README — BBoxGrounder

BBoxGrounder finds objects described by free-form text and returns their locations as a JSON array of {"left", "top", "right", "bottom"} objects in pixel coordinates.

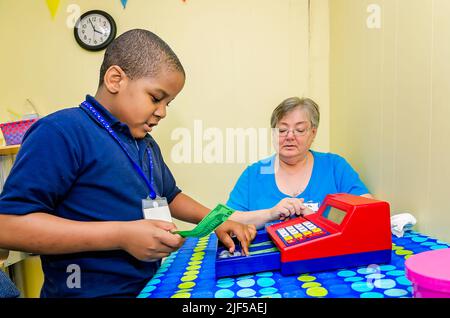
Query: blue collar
[
  {"left": 82, "top": 95, "right": 121, "bottom": 128},
  {"left": 81, "top": 95, "right": 154, "bottom": 145}
]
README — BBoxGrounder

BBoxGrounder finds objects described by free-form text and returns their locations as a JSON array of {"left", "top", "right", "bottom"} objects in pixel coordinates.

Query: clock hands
[
  {"left": 88, "top": 18, "right": 97, "bottom": 32},
  {"left": 89, "top": 18, "right": 106, "bottom": 36}
]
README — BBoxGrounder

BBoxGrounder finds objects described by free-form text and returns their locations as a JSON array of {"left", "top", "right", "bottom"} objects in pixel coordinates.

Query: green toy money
[{"left": 174, "top": 204, "right": 235, "bottom": 238}]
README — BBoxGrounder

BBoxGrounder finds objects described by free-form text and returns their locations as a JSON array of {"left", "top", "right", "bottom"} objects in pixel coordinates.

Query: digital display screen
[{"left": 323, "top": 206, "right": 347, "bottom": 225}]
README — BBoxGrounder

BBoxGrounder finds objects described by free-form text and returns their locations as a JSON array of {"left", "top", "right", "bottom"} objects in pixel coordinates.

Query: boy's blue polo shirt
[
  {"left": 0, "top": 95, "right": 181, "bottom": 297},
  {"left": 226, "top": 151, "right": 369, "bottom": 212}
]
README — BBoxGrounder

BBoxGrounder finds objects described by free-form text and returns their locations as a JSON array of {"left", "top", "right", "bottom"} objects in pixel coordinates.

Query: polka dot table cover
[{"left": 138, "top": 231, "right": 449, "bottom": 298}]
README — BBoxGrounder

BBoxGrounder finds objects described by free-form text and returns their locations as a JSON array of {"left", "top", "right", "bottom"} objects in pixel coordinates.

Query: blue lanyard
[{"left": 82, "top": 101, "right": 157, "bottom": 199}]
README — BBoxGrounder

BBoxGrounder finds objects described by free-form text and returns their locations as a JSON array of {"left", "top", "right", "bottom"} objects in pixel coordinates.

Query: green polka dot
[
  {"left": 306, "top": 287, "right": 328, "bottom": 297},
  {"left": 178, "top": 282, "right": 196, "bottom": 289},
  {"left": 302, "top": 282, "right": 322, "bottom": 289},
  {"left": 297, "top": 275, "right": 317, "bottom": 282},
  {"left": 181, "top": 275, "right": 198, "bottom": 282},
  {"left": 184, "top": 270, "right": 200, "bottom": 276},
  {"left": 194, "top": 247, "right": 205, "bottom": 252},
  {"left": 392, "top": 245, "right": 404, "bottom": 251},
  {"left": 186, "top": 265, "right": 201, "bottom": 271},
  {"left": 190, "top": 255, "right": 204, "bottom": 261},
  {"left": 395, "top": 250, "right": 413, "bottom": 256},
  {"left": 404, "top": 254, "right": 413, "bottom": 260},
  {"left": 192, "top": 252, "right": 205, "bottom": 256},
  {"left": 174, "top": 288, "right": 193, "bottom": 293},
  {"left": 171, "top": 293, "right": 191, "bottom": 298},
  {"left": 188, "top": 261, "right": 202, "bottom": 266}
]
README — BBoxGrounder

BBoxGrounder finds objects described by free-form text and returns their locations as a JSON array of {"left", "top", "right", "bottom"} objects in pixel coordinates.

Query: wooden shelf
[{"left": 0, "top": 145, "right": 20, "bottom": 156}]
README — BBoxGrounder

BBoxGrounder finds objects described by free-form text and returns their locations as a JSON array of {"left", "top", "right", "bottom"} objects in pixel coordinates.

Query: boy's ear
[{"left": 103, "top": 65, "right": 127, "bottom": 94}]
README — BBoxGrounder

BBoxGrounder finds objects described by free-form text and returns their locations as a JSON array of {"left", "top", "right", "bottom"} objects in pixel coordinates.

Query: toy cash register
[{"left": 215, "top": 193, "right": 392, "bottom": 278}]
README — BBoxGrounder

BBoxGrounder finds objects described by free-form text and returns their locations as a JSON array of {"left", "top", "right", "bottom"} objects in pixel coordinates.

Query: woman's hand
[
  {"left": 270, "top": 197, "right": 305, "bottom": 221},
  {"left": 299, "top": 205, "right": 315, "bottom": 216},
  {"left": 215, "top": 220, "right": 257, "bottom": 256}
]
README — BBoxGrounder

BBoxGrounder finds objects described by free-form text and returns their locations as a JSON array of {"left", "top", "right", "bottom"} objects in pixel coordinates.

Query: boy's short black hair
[{"left": 99, "top": 29, "right": 185, "bottom": 86}]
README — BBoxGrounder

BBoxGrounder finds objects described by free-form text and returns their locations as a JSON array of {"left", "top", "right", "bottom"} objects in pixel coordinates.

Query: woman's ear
[{"left": 103, "top": 65, "right": 127, "bottom": 94}]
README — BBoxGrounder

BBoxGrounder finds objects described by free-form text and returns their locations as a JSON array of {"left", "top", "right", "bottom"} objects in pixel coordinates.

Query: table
[{"left": 138, "top": 230, "right": 449, "bottom": 298}]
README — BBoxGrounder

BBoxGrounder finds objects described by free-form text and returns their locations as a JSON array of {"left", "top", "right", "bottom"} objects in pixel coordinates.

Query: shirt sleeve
[
  {"left": 333, "top": 155, "right": 370, "bottom": 196},
  {"left": 0, "top": 119, "right": 80, "bottom": 215},
  {"left": 226, "top": 167, "right": 250, "bottom": 211}
]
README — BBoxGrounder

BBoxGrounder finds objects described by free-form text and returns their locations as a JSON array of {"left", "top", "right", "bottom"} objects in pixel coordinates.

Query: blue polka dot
[
  {"left": 337, "top": 270, "right": 356, "bottom": 278},
  {"left": 396, "top": 276, "right": 412, "bottom": 286},
  {"left": 379, "top": 265, "right": 396, "bottom": 271},
  {"left": 412, "top": 237, "right": 428, "bottom": 243},
  {"left": 147, "top": 279, "right": 161, "bottom": 285},
  {"left": 344, "top": 277, "right": 364, "bottom": 283},
  {"left": 384, "top": 289, "right": 408, "bottom": 297},
  {"left": 357, "top": 267, "right": 377, "bottom": 275},
  {"left": 351, "top": 282, "right": 374, "bottom": 292},
  {"left": 374, "top": 279, "right": 396, "bottom": 289},
  {"left": 215, "top": 289, "right": 235, "bottom": 298},
  {"left": 279, "top": 283, "right": 301, "bottom": 292},
  {"left": 217, "top": 280, "right": 235, "bottom": 288},
  {"left": 237, "top": 275, "right": 254, "bottom": 280},
  {"left": 152, "top": 273, "right": 165, "bottom": 279},
  {"left": 360, "top": 292, "right": 384, "bottom": 298},
  {"left": 395, "top": 238, "right": 411, "bottom": 245},
  {"left": 431, "top": 245, "right": 449, "bottom": 250},
  {"left": 237, "top": 288, "right": 257, "bottom": 298},
  {"left": 282, "top": 289, "right": 306, "bottom": 298},
  {"left": 329, "top": 284, "right": 352, "bottom": 295},
  {"left": 256, "top": 272, "right": 274, "bottom": 277},
  {"left": 141, "top": 285, "right": 157, "bottom": 293},
  {"left": 322, "top": 279, "right": 345, "bottom": 286},
  {"left": 257, "top": 278, "right": 276, "bottom": 287},
  {"left": 407, "top": 286, "right": 413, "bottom": 292},
  {"left": 366, "top": 273, "right": 385, "bottom": 280},
  {"left": 259, "top": 287, "right": 278, "bottom": 295},
  {"left": 436, "top": 240, "right": 449, "bottom": 245},
  {"left": 192, "top": 291, "right": 215, "bottom": 298},
  {"left": 421, "top": 242, "right": 437, "bottom": 247},
  {"left": 217, "top": 277, "right": 234, "bottom": 283},
  {"left": 317, "top": 272, "right": 337, "bottom": 279},
  {"left": 237, "top": 279, "right": 256, "bottom": 288},
  {"left": 137, "top": 293, "right": 150, "bottom": 298},
  {"left": 386, "top": 270, "right": 405, "bottom": 277},
  {"left": 261, "top": 293, "right": 282, "bottom": 298}
]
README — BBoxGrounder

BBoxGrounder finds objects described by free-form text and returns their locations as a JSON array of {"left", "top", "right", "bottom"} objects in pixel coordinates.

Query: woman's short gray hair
[{"left": 270, "top": 97, "right": 320, "bottom": 129}]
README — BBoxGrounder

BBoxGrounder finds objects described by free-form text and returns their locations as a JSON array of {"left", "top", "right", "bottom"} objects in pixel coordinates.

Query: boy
[{"left": 0, "top": 29, "right": 255, "bottom": 298}]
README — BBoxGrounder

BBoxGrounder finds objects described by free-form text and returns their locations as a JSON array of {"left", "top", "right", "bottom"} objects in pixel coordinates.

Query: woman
[{"left": 228, "top": 97, "right": 373, "bottom": 229}]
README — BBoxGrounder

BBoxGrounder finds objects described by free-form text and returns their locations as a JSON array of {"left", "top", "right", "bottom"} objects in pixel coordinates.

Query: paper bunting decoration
[
  {"left": 120, "top": 0, "right": 128, "bottom": 9},
  {"left": 46, "top": 0, "right": 60, "bottom": 19}
]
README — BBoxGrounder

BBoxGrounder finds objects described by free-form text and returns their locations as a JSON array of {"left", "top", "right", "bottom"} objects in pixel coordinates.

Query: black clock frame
[{"left": 74, "top": 10, "right": 117, "bottom": 52}]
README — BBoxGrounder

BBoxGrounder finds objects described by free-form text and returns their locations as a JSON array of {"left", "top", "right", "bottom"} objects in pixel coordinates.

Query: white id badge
[{"left": 142, "top": 197, "right": 172, "bottom": 222}]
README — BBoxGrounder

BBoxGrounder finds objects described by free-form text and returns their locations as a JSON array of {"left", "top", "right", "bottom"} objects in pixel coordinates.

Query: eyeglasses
[{"left": 276, "top": 127, "right": 311, "bottom": 137}]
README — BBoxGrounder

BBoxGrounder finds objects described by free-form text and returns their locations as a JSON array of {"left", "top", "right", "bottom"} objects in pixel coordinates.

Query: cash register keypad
[{"left": 276, "top": 221, "right": 328, "bottom": 246}]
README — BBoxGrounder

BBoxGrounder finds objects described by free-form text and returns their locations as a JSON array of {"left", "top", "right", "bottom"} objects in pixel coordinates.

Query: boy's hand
[
  {"left": 270, "top": 197, "right": 305, "bottom": 221},
  {"left": 215, "top": 220, "right": 257, "bottom": 256},
  {"left": 118, "top": 220, "right": 185, "bottom": 262}
]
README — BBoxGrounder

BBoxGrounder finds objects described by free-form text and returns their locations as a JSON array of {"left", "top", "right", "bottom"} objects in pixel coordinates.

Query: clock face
[{"left": 74, "top": 10, "right": 117, "bottom": 51}]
